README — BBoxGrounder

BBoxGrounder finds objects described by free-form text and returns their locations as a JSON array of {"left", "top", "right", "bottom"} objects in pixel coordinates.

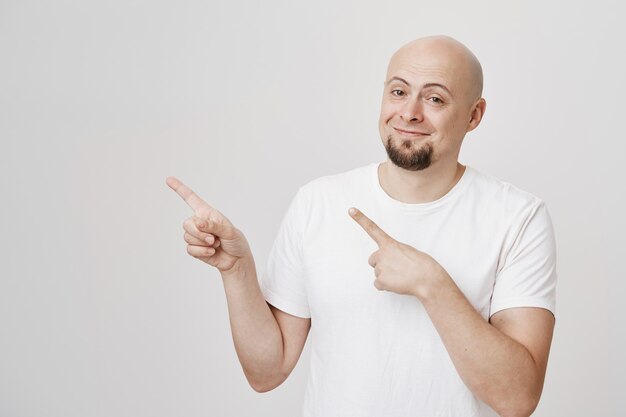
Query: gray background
[{"left": 1, "top": 0, "right": 624, "bottom": 416}]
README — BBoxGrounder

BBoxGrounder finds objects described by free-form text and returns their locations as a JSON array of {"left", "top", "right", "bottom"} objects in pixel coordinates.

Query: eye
[
  {"left": 428, "top": 96, "right": 444, "bottom": 104},
  {"left": 391, "top": 89, "right": 405, "bottom": 97}
]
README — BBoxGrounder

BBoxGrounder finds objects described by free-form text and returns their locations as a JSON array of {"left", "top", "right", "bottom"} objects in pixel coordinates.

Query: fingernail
[
  {"left": 205, "top": 236, "right": 213, "bottom": 244},
  {"left": 349, "top": 208, "right": 356, "bottom": 216}
]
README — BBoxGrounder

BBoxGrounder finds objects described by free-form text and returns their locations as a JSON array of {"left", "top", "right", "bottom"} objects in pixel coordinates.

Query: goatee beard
[{"left": 384, "top": 134, "right": 433, "bottom": 171}]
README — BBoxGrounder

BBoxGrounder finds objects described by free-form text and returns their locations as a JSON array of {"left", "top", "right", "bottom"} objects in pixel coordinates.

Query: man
[{"left": 167, "top": 35, "right": 557, "bottom": 417}]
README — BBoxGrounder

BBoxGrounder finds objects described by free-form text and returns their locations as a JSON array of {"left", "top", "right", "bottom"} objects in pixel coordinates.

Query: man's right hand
[
  {"left": 166, "top": 176, "right": 310, "bottom": 393},
  {"left": 166, "top": 177, "right": 251, "bottom": 275}
]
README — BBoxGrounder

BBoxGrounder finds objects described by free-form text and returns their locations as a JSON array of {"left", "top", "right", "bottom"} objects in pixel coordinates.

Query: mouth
[{"left": 392, "top": 127, "right": 430, "bottom": 137}]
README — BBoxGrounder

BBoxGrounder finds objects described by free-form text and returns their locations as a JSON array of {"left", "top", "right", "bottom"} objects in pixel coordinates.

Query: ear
[{"left": 466, "top": 98, "right": 486, "bottom": 133}]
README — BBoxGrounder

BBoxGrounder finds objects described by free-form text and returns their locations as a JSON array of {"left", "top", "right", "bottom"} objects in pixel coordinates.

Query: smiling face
[{"left": 379, "top": 36, "right": 485, "bottom": 171}]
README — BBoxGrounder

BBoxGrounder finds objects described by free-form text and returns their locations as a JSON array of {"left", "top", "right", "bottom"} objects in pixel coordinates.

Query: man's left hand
[{"left": 349, "top": 207, "right": 446, "bottom": 299}]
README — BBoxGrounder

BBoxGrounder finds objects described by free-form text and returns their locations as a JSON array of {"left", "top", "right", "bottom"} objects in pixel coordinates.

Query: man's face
[{"left": 378, "top": 42, "right": 479, "bottom": 171}]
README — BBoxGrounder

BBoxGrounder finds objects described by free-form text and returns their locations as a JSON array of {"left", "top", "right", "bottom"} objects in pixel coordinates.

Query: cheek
[
  {"left": 378, "top": 115, "right": 388, "bottom": 139},
  {"left": 378, "top": 109, "right": 392, "bottom": 128},
  {"left": 379, "top": 102, "right": 398, "bottom": 124},
  {"left": 432, "top": 112, "right": 460, "bottom": 134}
]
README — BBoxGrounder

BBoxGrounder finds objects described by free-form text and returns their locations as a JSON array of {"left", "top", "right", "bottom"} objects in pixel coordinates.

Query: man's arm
[
  {"left": 221, "top": 255, "right": 311, "bottom": 393},
  {"left": 422, "top": 273, "right": 554, "bottom": 417},
  {"left": 348, "top": 207, "right": 555, "bottom": 417},
  {"left": 166, "top": 177, "right": 310, "bottom": 392}
]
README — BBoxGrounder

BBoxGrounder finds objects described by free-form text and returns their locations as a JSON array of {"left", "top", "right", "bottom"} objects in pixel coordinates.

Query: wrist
[
  {"left": 413, "top": 262, "right": 451, "bottom": 302},
  {"left": 221, "top": 253, "right": 255, "bottom": 280}
]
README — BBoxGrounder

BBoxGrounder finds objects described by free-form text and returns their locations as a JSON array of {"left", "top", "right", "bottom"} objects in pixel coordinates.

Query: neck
[{"left": 378, "top": 159, "right": 466, "bottom": 204}]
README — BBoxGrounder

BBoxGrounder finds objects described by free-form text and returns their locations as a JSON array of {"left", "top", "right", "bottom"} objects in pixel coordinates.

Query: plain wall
[{"left": 1, "top": 0, "right": 624, "bottom": 415}]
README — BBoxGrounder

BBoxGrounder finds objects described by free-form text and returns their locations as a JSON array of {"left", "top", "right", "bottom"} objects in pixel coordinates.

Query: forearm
[
  {"left": 220, "top": 254, "right": 285, "bottom": 391},
  {"left": 421, "top": 272, "right": 541, "bottom": 417},
  {"left": 347, "top": 207, "right": 551, "bottom": 415}
]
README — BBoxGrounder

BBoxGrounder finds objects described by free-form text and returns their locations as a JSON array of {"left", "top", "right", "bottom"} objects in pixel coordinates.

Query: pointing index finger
[
  {"left": 349, "top": 207, "right": 393, "bottom": 247},
  {"left": 166, "top": 177, "right": 208, "bottom": 212}
]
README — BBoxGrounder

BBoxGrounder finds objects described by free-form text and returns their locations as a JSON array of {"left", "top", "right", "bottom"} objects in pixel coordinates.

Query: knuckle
[
  {"left": 185, "top": 232, "right": 201, "bottom": 245},
  {"left": 184, "top": 217, "right": 197, "bottom": 232},
  {"left": 197, "top": 207, "right": 211, "bottom": 218}
]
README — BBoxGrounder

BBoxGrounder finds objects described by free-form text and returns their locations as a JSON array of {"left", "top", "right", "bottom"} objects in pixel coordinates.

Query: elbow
[
  {"left": 249, "top": 380, "right": 279, "bottom": 393},
  {"left": 499, "top": 407, "right": 536, "bottom": 417},
  {"left": 246, "top": 372, "right": 288, "bottom": 393},
  {"left": 495, "top": 392, "right": 541, "bottom": 417},
  {"left": 250, "top": 383, "right": 274, "bottom": 393}
]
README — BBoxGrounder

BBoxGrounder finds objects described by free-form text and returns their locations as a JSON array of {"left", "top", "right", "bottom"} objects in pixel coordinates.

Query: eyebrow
[{"left": 386, "top": 76, "right": 453, "bottom": 95}]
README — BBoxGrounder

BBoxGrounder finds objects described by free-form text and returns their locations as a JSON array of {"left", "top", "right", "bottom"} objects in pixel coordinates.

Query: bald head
[{"left": 387, "top": 35, "right": 483, "bottom": 103}]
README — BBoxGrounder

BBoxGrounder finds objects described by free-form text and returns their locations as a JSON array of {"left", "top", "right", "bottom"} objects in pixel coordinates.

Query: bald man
[{"left": 167, "top": 36, "right": 557, "bottom": 417}]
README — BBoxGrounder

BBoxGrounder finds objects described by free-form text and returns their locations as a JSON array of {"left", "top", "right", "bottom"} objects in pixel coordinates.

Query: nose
[{"left": 401, "top": 97, "right": 424, "bottom": 123}]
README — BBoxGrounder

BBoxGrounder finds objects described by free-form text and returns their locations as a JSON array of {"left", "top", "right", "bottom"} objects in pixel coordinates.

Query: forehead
[{"left": 386, "top": 47, "right": 468, "bottom": 93}]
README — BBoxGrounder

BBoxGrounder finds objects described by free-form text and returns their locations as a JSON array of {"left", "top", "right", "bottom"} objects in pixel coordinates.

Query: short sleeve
[
  {"left": 490, "top": 201, "right": 557, "bottom": 317},
  {"left": 260, "top": 186, "right": 311, "bottom": 318}
]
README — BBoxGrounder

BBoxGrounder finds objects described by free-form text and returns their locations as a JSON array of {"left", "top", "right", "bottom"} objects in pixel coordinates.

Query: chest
[{"left": 301, "top": 207, "right": 502, "bottom": 321}]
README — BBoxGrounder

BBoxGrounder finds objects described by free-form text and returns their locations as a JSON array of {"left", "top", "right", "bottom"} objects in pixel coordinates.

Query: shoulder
[
  {"left": 466, "top": 168, "right": 556, "bottom": 262},
  {"left": 466, "top": 166, "right": 546, "bottom": 216},
  {"left": 297, "top": 162, "right": 375, "bottom": 199}
]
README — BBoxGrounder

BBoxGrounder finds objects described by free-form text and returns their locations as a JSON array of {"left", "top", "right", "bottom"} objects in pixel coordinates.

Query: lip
[{"left": 392, "top": 127, "right": 430, "bottom": 136}]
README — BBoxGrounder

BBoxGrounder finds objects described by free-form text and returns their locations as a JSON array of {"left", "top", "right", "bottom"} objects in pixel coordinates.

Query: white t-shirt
[{"left": 261, "top": 161, "right": 557, "bottom": 417}]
